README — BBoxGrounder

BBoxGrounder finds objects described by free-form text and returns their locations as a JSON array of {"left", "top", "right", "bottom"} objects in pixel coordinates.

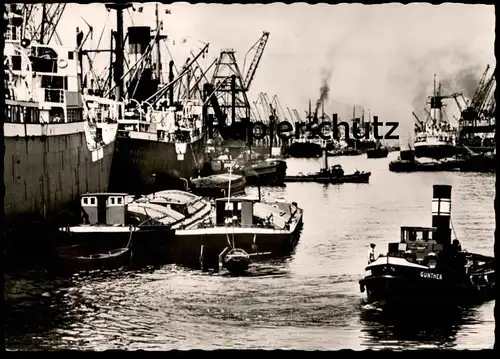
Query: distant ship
[
  {"left": 413, "top": 76, "right": 458, "bottom": 160},
  {"left": 3, "top": 4, "right": 120, "bottom": 229},
  {"left": 285, "top": 100, "right": 333, "bottom": 158},
  {"left": 107, "top": 5, "right": 208, "bottom": 194},
  {"left": 457, "top": 64, "right": 496, "bottom": 154}
]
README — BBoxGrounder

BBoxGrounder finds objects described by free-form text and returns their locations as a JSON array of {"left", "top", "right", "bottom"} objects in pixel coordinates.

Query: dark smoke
[
  {"left": 314, "top": 69, "right": 332, "bottom": 117},
  {"left": 408, "top": 48, "right": 485, "bottom": 115}
]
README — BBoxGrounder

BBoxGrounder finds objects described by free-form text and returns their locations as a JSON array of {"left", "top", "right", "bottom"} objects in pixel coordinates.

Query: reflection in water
[
  {"left": 359, "top": 304, "right": 477, "bottom": 349},
  {"left": 5, "top": 154, "right": 495, "bottom": 350}
]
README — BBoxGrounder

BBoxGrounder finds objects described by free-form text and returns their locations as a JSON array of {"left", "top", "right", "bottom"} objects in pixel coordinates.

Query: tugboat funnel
[{"left": 431, "top": 184, "right": 452, "bottom": 247}]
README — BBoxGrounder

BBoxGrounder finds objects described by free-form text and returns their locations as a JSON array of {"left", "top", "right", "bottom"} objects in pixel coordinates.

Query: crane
[
  {"left": 211, "top": 31, "right": 270, "bottom": 124},
  {"left": 21, "top": 4, "right": 66, "bottom": 45},
  {"left": 412, "top": 111, "right": 425, "bottom": 132},
  {"left": 292, "top": 109, "right": 302, "bottom": 123},
  {"left": 242, "top": 31, "right": 270, "bottom": 91},
  {"left": 272, "top": 95, "right": 289, "bottom": 122}
]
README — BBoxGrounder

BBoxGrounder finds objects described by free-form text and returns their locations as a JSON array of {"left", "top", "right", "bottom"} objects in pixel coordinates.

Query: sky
[{"left": 40, "top": 2, "right": 495, "bottom": 139}]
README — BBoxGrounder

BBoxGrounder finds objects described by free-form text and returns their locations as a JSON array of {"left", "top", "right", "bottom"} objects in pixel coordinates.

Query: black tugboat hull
[
  {"left": 360, "top": 268, "right": 496, "bottom": 306},
  {"left": 284, "top": 172, "right": 371, "bottom": 184},
  {"left": 366, "top": 148, "right": 389, "bottom": 158}
]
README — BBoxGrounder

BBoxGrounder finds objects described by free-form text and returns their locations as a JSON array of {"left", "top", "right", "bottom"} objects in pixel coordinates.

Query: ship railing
[{"left": 43, "top": 88, "right": 65, "bottom": 104}]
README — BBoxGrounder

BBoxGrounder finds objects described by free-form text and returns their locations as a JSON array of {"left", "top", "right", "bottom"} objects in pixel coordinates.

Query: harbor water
[{"left": 5, "top": 152, "right": 495, "bottom": 350}]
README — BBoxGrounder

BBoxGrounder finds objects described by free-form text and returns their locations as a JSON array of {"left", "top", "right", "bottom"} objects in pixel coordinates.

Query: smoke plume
[{"left": 314, "top": 69, "right": 332, "bottom": 117}]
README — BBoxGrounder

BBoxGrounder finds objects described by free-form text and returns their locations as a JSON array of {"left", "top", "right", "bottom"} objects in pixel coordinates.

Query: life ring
[{"left": 58, "top": 58, "right": 68, "bottom": 68}]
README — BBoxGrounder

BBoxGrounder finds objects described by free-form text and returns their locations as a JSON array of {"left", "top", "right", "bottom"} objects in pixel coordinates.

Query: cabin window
[
  {"left": 41, "top": 75, "right": 67, "bottom": 90},
  {"left": 90, "top": 197, "right": 96, "bottom": 205},
  {"left": 68, "top": 51, "right": 74, "bottom": 60},
  {"left": 83, "top": 197, "right": 88, "bottom": 205},
  {"left": 225, "top": 202, "right": 234, "bottom": 211},
  {"left": 117, "top": 197, "right": 123, "bottom": 205},
  {"left": 11, "top": 55, "right": 21, "bottom": 71},
  {"left": 110, "top": 197, "right": 115, "bottom": 205},
  {"left": 237, "top": 203, "right": 242, "bottom": 210}
]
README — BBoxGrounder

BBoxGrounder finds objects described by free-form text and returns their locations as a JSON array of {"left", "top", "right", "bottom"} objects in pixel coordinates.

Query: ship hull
[
  {"left": 4, "top": 122, "right": 116, "bottom": 226},
  {"left": 174, "top": 218, "right": 303, "bottom": 269},
  {"left": 414, "top": 143, "right": 457, "bottom": 160},
  {"left": 109, "top": 135, "right": 206, "bottom": 194},
  {"left": 286, "top": 142, "right": 323, "bottom": 158},
  {"left": 284, "top": 172, "right": 371, "bottom": 184},
  {"left": 366, "top": 147, "right": 389, "bottom": 158},
  {"left": 360, "top": 262, "right": 495, "bottom": 306}
]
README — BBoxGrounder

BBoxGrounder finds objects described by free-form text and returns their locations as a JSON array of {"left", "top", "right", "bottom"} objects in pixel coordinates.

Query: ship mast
[
  {"left": 154, "top": 3, "right": 162, "bottom": 82},
  {"left": 105, "top": 2, "right": 132, "bottom": 100}
]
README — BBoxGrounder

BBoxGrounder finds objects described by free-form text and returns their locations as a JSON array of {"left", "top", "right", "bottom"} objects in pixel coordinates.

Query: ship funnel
[{"left": 431, "top": 184, "right": 452, "bottom": 247}]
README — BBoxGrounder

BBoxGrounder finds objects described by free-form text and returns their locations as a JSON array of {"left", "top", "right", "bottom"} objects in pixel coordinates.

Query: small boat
[
  {"left": 284, "top": 151, "right": 371, "bottom": 184},
  {"left": 366, "top": 146, "right": 389, "bottom": 159},
  {"left": 220, "top": 248, "right": 251, "bottom": 274},
  {"left": 211, "top": 150, "right": 287, "bottom": 186},
  {"left": 359, "top": 184, "right": 495, "bottom": 307},
  {"left": 56, "top": 243, "right": 133, "bottom": 272},
  {"left": 189, "top": 173, "right": 246, "bottom": 198}
]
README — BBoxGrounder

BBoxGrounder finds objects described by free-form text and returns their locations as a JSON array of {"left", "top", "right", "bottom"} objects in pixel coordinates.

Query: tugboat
[
  {"left": 359, "top": 185, "right": 495, "bottom": 306},
  {"left": 284, "top": 150, "right": 371, "bottom": 184}
]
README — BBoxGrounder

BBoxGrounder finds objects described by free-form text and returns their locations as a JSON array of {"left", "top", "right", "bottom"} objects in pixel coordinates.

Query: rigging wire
[{"left": 90, "top": 10, "right": 110, "bottom": 65}]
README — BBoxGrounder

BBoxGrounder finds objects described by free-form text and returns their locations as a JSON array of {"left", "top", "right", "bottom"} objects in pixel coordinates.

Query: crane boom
[
  {"left": 242, "top": 31, "right": 270, "bottom": 90},
  {"left": 22, "top": 4, "right": 67, "bottom": 45},
  {"left": 470, "top": 65, "right": 490, "bottom": 108}
]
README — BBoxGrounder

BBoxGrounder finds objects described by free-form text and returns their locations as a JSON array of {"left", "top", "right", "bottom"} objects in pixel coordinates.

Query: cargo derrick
[
  {"left": 210, "top": 31, "right": 270, "bottom": 142},
  {"left": 21, "top": 3, "right": 66, "bottom": 45},
  {"left": 458, "top": 65, "right": 496, "bottom": 150}
]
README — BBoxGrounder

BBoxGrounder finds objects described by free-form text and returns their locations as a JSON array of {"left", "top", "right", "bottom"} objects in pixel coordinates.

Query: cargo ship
[
  {"left": 3, "top": 4, "right": 120, "bottom": 232},
  {"left": 413, "top": 76, "right": 458, "bottom": 160},
  {"left": 108, "top": 4, "right": 208, "bottom": 195},
  {"left": 285, "top": 100, "right": 333, "bottom": 158}
]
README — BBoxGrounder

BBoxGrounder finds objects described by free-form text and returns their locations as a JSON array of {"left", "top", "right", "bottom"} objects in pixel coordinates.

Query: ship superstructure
[
  {"left": 104, "top": 3, "right": 213, "bottom": 194},
  {"left": 413, "top": 75, "right": 459, "bottom": 160},
  {"left": 3, "top": 4, "right": 121, "bottom": 227}
]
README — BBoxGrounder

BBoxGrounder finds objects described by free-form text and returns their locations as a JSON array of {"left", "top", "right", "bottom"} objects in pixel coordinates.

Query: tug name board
[{"left": 420, "top": 272, "right": 443, "bottom": 280}]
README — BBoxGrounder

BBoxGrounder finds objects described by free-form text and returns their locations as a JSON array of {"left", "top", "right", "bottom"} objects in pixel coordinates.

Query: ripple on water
[{"left": 5, "top": 158, "right": 495, "bottom": 350}]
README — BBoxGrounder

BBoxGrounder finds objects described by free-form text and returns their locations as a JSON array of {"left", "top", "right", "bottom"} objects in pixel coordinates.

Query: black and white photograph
[{"left": 3, "top": 1, "right": 496, "bottom": 351}]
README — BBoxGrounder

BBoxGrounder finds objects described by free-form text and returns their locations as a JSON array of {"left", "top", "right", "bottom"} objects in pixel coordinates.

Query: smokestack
[
  {"left": 331, "top": 113, "right": 339, "bottom": 140},
  {"left": 431, "top": 185, "right": 452, "bottom": 247},
  {"left": 308, "top": 99, "right": 312, "bottom": 122},
  {"left": 168, "top": 60, "right": 174, "bottom": 106},
  {"left": 231, "top": 75, "right": 236, "bottom": 126}
]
